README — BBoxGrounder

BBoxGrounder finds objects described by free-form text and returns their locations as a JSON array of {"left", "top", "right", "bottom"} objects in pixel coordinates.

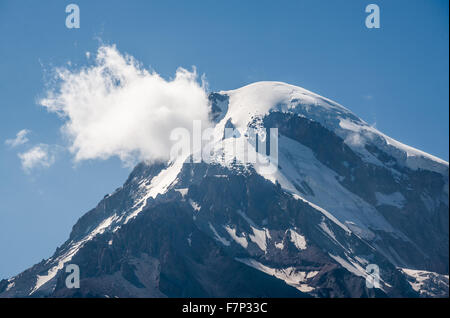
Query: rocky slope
[{"left": 1, "top": 82, "right": 448, "bottom": 297}]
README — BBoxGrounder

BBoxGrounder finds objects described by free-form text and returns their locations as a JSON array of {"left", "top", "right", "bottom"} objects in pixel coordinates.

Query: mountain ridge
[{"left": 1, "top": 81, "right": 448, "bottom": 298}]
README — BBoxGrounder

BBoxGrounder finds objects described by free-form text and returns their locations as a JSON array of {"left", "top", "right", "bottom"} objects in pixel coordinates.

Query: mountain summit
[{"left": 1, "top": 81, "right": 448, "bottom": 297}]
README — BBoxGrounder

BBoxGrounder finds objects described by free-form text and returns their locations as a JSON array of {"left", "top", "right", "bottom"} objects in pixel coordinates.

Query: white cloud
[
  {"left": 5, "top": 129, "right": 30, "bottom": 147},
  {"left": 39, "top": 45, "right": 212, "bottom": 166},
  {"left": 18, "top": 144, "right": 55, "bottom": 172}
]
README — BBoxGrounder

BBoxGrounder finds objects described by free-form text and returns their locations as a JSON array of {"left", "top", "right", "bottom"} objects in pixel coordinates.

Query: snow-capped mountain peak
[
  {"left": 1, "top": 81, "right": 448, "bottom": 298},
  {"left": 218, "top": 81, "right": 448, "bottom": 175}
]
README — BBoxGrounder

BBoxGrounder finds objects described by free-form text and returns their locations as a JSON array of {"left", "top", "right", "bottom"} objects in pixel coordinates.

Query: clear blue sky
[{"left": 0, "top": 0, "right": 448, "bottom": 278}]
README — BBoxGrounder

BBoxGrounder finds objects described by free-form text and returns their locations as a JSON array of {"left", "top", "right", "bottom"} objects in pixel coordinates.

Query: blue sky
[{"left": 0, "top": 0, "right": 448, "bottom": 278}]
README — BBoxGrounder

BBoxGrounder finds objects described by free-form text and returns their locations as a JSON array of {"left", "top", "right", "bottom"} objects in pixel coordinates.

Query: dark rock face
[
  {"left": 0, "top": 160, "right": 419, "bottom": 298},
  {"left": 1, "top": 88, "right": 447, "bottom": 298},
  {"left": 51, "top": 201, "right": 306, "bottom": 298}
]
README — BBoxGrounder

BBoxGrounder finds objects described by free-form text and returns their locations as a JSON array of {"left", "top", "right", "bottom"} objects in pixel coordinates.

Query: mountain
[{"left": 1, "top": 81, "right": 448, "bottom": 298}]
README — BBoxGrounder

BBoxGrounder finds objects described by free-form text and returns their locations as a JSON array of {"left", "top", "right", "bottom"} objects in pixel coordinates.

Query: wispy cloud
[
  {"left": 39, "top": 44, "right": 212, "bottom": 166},
  {"left": 344, "top": 133, "right": 364, "bottom": 147},
  {"left": 5, "top": 129, "right": 30, "bottom": 147},
  {"left": 18, "top": 144, "right": 56, "bottom": 173}
]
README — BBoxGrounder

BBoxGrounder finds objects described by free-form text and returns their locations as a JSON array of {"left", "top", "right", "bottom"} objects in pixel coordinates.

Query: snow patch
[
  {"left": 249, "top": 226, "right": 268, "bottom": 252},
  {"left": 275, "top": 242, "right": 284, "bottom": 250},
  {"left": 289, "top": 229, "right": 307, "bottom": 250},
  {"left": 401, "top": 268, "right": 449, "bottom": 297},
  {"left": 6, "top": 281, "right": 15, "bottom": 292},
  {"left": 175, "top": 188, "right": 188, "bottom": 197},
  {"left": 339, "top": 118, "right": 448, "bottom": 174},
  {"left": 189, "top": 199, "right": 201, "bottom": 212},
  {"left": 328, "top": 253, "right": 367, "bottom": 278},
  {"left": 224, "top": 225, "right": 248, "bottom": 249},
  {"left": 209, "top": 223, "right": 230, "bottom": 246},
  {"left": 125, "top": 157, "right": 186, "bottom": 223},
  {"left": 236, "top": 258, "right": 318, "bottom": 293}
]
